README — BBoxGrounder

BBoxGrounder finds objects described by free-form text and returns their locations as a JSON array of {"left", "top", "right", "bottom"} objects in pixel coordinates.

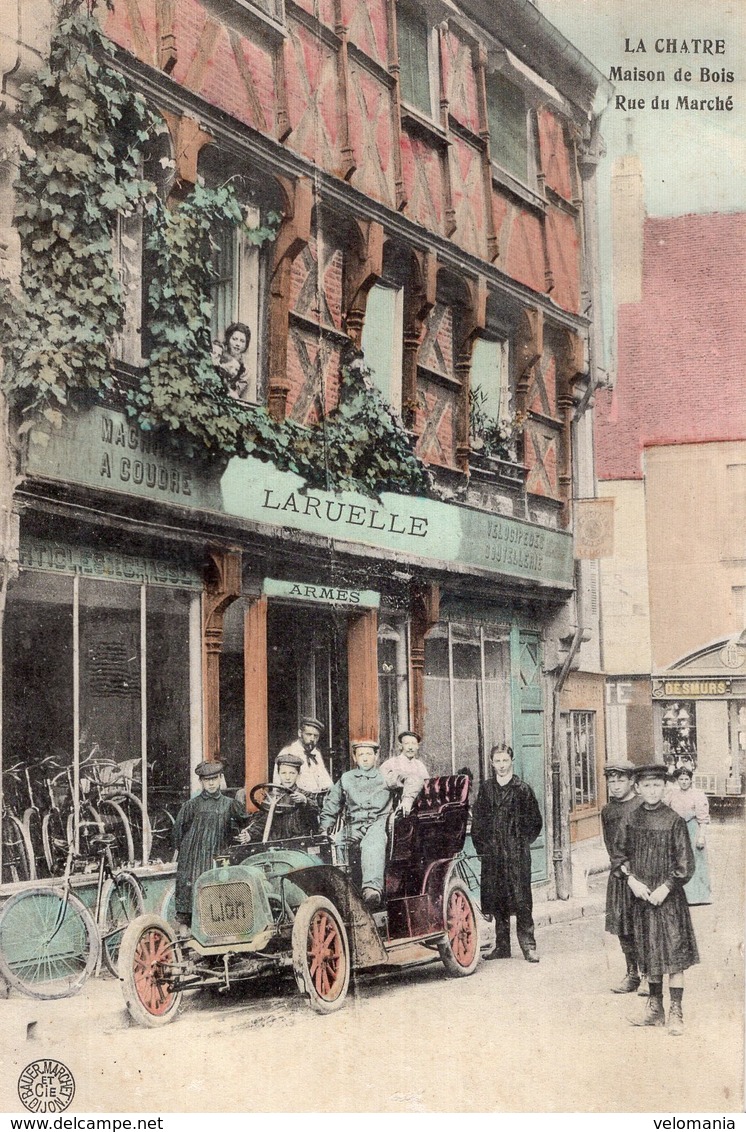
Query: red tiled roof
[{"left": 596, "top": 212, "right": 746, "bottom": 480}]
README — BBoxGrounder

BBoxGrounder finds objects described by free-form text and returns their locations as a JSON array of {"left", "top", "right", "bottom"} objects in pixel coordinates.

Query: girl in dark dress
[{"left": 613, "top": 764, "right": 699, "bottom": 1035}]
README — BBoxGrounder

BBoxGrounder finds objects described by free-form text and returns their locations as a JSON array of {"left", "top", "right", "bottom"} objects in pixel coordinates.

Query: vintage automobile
[{"left": 119, "top": 774, "right": 481, "bottom": 1026}]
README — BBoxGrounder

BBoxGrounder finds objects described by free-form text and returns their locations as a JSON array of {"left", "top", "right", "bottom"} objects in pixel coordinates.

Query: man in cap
[
  {"left": 243, "top": 751, "right": 319, "bottom": 842},
  {"left": 274, "top": 717, "right": 332, "bottom": 810},
  {"left": 380, "top": 730, "right": 429, "bottom": 815},
  {"left": 601, "top": 759, "right": 642, "bottom": 992},
  {"left": 320, "top": 740, "right": 395, "bottom": 910},
  {"left": 173, "top": 760, "right": 248, "bottom": 927},
  {"left": 612, "top": 763, "right": 699, "bottom": 1034},
  {"left": 470, "top": 744, "right": 543, "bottom": 963}
]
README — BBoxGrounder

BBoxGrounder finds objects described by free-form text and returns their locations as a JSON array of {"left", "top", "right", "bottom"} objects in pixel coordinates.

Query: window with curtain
[{"left": 361, "top": 283, "right": 404, "bottom": 413}]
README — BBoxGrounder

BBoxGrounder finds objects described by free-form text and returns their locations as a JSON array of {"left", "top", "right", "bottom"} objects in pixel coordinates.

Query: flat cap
[
  {"left": 276, "top": 751, "right": 303, "bottom": 768},
  {"left": 195, "top": 760, "right": 223, "bottom": 779},
  {"left": 351, "top": 740, "right": 379, "bottom": 751},
  {"left": 398, "top": 730, "right": 421, "bottom": 743},
  {"left": 603, "top": 759, "right": 637, "bottom": 776},
  {"left": 299, "top": 716, "right": 324, "bottom": 733},
  {"left": 633, "top": 763, "right": 668, "bottom": 780}
]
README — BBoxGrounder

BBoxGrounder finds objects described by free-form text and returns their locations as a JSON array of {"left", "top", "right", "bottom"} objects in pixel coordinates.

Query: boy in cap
[
  {"left": 613, "top": 763, "right": 699, "bottom": 1034},
  {"left": 380, "top": 730, "right": 429, "bottom": 815},
  {"left": 320, "top": 740, "right": 395, "bottom": 910},
  {"left": 274, "top": 716, "right": 332, "bottom": 808},
  {"left": 244, "top": 751, "right": 319, "bottom": 842},
  {"left": 601, "top": 760, "right": 642, "bottom": 992},
  {"left": 173, "top": 761, "right": 248, "bottom": 926}
]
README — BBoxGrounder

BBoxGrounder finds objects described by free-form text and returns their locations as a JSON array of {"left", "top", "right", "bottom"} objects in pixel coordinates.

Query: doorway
[{"left": 266, "top": 604, "right": 349, "bottom": 778}]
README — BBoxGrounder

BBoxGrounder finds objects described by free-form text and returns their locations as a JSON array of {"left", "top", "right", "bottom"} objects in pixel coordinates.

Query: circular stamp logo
[{"left": 18, "top": 1060, "right": 75, "bottom": 1114}]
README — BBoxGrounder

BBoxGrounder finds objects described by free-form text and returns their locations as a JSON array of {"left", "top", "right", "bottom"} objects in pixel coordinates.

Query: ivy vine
[{"left": 0, "top": 3, "right": 431, "bottom": 500}]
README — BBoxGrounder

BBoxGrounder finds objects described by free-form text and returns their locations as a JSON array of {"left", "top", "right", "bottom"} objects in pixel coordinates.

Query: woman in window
[{"left": 212, "top": 322, "right": 251, "bottom": 402}]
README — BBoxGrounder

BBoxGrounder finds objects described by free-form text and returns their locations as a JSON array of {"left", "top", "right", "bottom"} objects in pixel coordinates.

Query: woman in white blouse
[{"left": 666, "top": 766, "right": 712, "bottom": 905}]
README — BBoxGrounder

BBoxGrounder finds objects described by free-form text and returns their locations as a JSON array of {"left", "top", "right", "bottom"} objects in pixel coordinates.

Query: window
[
  {"left": 564, "top": 711, "right": 597, "bottom": 811},
  {"left": 471, "top": 336, "right": 509, "bottom": 422},
  {"left": 486, "top": 70, "right": 531, "bottom": 185},
  {"left": 361, "top": 283, "right": 404, "bottom": 413},
  {"left": 424, "top": 622, "right": 512, "bottom": 780},
  {"left": 660, "top": 700, "right": 697, "bottom": 771},
  {"left": 397, "top": 3, "right": 436, "bottom": 118},
  {"left": 2, "top": 566, "right": 198, "bottom": 877},
  {"left": 378, "top": 620, "right": 410, "bottom": 762},
  {"left": 209, "top": 203, "right": 262, "bottom": 404}
]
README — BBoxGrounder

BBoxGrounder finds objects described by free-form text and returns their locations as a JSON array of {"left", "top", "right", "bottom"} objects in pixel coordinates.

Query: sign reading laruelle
[{"left": 26, "top": 407, "right": 573, "bottom": 591}]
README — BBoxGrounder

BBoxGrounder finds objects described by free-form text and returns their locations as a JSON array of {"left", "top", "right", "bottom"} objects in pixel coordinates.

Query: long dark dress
[
  {"left": 613, "top": 801, "right": 699, "bottom": 978},
  {"left": 601, "top": 795, "right": 641, "bottom": 936},
  {"left": 471, "top": 775, "right": 543, "bottom": 953},
  {"left": 173, "top": 791, "right": 248, "bottom": 918}
]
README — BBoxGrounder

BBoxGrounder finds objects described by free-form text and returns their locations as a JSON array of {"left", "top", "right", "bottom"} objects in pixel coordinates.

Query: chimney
[{"left": 611, "top": 123, "right": 645, "bottom": 307}]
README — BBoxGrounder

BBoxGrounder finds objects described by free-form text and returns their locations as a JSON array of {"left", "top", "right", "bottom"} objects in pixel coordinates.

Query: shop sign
[
  {"left": 223, "top": 460, "right": 574, "bottom": 590},
  {"left": 652, "top": 678, "right": 732, "bottom": 698},
  {"left": 262, "top": 578, "right": 380, "bottom": 608},
  {"left": 26, "top": 407, "right": 223, "bottom": 511},
  {"left": 26, "top": 406, "right": 574, "bottom": 591},
  {"left": 19, "top": 536, "right": 203, "bottom": 589}
]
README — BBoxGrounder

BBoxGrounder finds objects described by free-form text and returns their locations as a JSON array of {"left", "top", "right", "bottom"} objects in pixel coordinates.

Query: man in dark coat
[
  {"left": 173, "top": 760, "right": 248, "bottom": 926},
  {"left": 601, "top": 759, "right": 642, "bottom": 993},
  {"left": 612, "top": 763, "right": 699, "bottom": 1035},
  {"left": 471, "top": 744, "right": 543, "bottom": 963}
]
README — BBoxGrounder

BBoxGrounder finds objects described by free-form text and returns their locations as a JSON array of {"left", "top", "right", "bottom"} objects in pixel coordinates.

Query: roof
[{"left": 596, "top": 212, "right": 746, "bottom": 481}]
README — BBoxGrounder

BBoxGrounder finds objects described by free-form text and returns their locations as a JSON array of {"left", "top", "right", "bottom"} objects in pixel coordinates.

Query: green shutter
[
  {"left": 487, "top": 72, "right": 528, "bottom": 182},
  {"left": 398, "top": 5, "right": 432, "bottom": 116}
]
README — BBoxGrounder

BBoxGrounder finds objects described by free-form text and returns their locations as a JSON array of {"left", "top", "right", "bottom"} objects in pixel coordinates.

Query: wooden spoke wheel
[
  {"left": 291, "top": 895, "right": 350, "bottom": 1014},
  {"left": 119, "top": 914, "right": 183, "bottom": 1027},
  {"left": 438, "top": 881, "right": 480, "bottom": 977}
]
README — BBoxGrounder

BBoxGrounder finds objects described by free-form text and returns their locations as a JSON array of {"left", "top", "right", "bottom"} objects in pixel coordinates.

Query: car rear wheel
[
  {"left": 119, "top": 914, "right": 183, "bottom": 1027},
  {"left": 438, "top": 881, "right": 480, "bottom": 977},
  {"left": 292, "top": 895, "right": 350, "bottom": 1013}
]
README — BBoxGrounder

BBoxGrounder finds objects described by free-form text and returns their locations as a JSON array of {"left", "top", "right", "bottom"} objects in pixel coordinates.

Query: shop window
[
  {"left": 564, "top": 711, "right": 597, "bottom": 811},
  {"left": 361, "top": 283, "right": 404, "bottom": 413},
  {"left": 2, "top": 569, "right": 197, "bottom": 878},
  {"left": 660, "top": 700, "right": 697, "bottom": 771},
  {"left": 486, "top": 70, "right": 532, "bottom": 186},
  {"left": 424, "top": 622, "right": 512, "bottom": 780},
  {"left": 397, "top": 3, "right": 438, "bottom": 119},
  {"left": 378, "top": 619, "right": 410, "bottom": 761}
]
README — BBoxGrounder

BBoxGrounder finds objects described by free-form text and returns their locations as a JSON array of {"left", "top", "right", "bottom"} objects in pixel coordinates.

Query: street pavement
[{"left": 0, "top": 822, "right": 742, "bottom": 1114}]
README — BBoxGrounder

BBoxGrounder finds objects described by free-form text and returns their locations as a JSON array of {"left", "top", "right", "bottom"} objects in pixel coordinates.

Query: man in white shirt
[
  {"left": 380, "top": 730, "right": 429, "bottom": 815},
  {"left": 273, "top": 716, "right": 332, "bottom": 808}
]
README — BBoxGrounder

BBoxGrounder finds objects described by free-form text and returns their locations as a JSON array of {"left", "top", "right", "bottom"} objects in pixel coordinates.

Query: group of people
[
  {"left": 172, "top": 718, "right": 431, "bottom": 921},
  {"left": 601, "top": 759, "right": 710, "bottom": 1036}
]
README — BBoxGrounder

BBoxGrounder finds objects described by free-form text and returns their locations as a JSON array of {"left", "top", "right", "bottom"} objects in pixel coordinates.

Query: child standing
[
  {"left": 614, "top": 764, "right": 699, "bottom": 1035},
  {"left": 320, "top": 740, "right": 394, "bottom": 910},
  {"left": 601, "top": 760, "right": 642, "bottom": 993}
]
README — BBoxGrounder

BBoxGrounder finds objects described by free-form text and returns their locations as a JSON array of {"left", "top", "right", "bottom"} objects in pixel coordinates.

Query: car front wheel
[
  {"left": 291, "top": 895, "right": 350, "bottom": 1014},
  {"left": 119, "top": 914, "right": 183, "bottom": 1027}
]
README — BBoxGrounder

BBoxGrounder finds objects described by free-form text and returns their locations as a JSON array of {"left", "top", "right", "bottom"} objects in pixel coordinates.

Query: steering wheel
[{"left": 249, "top": 782, "right": 294, "bottom": 812}]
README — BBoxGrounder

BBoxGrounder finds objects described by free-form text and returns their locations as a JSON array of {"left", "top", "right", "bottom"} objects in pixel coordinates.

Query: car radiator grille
[{"left": 197, "top": 882, "right": 256, "bottom": 944}]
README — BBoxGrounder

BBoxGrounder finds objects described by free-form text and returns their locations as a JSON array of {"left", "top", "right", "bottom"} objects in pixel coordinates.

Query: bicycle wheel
[
  {"left": 24, "top": 807, "right": 49, "bottom": 880},
  {"left": 2, "top": 813, "right": 32, "bottom": 884},
  {"left": 42, "top": 809, "right": 69, "bottom": 876},
  {"left": 0, "top": 888, "right": 99, "bottom": 999},
  {"left": 100, "top": 871, "right": 145, "bottom": 977},
  {"left": 97, "top": 799, "right": 134, "bottom": 866},
  {"left": 149, "top": 809, "right": 176, "bottom": 863}
]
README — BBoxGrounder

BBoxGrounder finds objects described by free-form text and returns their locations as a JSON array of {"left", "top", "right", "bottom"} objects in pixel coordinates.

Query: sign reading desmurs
[{"left": 652, "top": 679, "right": 732, "bottom": 698}]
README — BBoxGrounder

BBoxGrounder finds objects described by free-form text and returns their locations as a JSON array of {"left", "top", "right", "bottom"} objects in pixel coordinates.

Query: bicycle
[
  {"left": 2, "top": 765, "right": 33, "bottom": 884},
  {"left": 0, "top": 830, "right": 144, "bottom": 999}
]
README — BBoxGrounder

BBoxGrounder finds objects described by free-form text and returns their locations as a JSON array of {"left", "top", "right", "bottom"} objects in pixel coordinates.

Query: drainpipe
[{"left": 550, "top": 571, "right": 587, "bottom": 899}]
